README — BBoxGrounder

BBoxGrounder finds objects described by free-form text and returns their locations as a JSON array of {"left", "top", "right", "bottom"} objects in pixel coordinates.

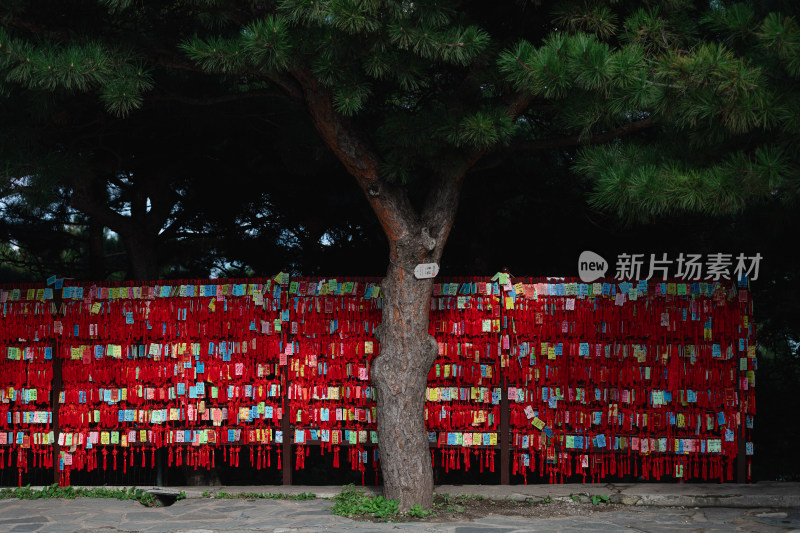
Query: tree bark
[
  {"left": 369, "top": 171, "right": 467, "bottom": 509},
  {"left": 372, "top": 252, "right": 439, "bottom": 510}
]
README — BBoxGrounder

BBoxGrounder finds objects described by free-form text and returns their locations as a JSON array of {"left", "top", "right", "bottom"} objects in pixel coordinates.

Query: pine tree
[{"left": 2, "top": 0, "right": 798, "bottom": 509}]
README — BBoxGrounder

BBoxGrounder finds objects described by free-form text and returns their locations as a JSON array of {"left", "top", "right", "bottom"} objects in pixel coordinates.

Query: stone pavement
[{"left": 0, "top": 483, "right": 798, "bottom": 533}]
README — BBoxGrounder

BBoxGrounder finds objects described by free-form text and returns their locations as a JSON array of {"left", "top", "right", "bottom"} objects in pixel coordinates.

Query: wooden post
[
  {"left": 280, "top": 279, "right": 293, "bottom": 486},
  {"left": 281, "top": 361, "right": 292, "bottom": 485},
  {"left": 499, "top": 372, "right": 510, "bottom": 485},
  {"left": 737, "top": 417, "right": 747, "bottom": 483},
  {"left": 156, "top": 448, "right": 165, "bottom": 487},
  {"left": 51, "top": 288, "right": 63, "bottom": 485}
]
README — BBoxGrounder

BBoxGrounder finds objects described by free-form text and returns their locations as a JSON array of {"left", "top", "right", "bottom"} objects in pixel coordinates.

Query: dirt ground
[{"left": 361, "top": 494, "right": 630, "bottom": 522}]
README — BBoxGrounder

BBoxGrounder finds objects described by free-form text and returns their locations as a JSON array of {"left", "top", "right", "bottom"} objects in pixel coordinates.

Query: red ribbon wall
[{"left": 0, "top": 275, "right": 755, "bottom": 486}]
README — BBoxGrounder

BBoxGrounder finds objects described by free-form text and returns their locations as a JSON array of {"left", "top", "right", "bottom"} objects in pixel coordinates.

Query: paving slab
[{"left": 2, "top": 483, "right": 799, "bottom": 532}]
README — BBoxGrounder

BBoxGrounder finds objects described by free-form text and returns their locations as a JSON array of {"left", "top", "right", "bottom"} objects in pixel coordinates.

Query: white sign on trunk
[{"left": 414, "top": 263, "right": 440, "bottom": 279}]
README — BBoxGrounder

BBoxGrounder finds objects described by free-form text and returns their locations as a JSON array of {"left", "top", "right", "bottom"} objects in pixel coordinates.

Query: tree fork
[{"left": 292, "top": 67, "right": 472, "bottom": 510}]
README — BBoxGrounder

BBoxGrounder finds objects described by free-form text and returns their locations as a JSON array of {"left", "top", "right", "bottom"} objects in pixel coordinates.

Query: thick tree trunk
[
  {"left": 372, "top": 258, "right": 438, "bottom": 511},
  {"left": 289, "top": 68, "right": 475, "bottom": 511},
  {"left": 122, "top": 231, "right": 159, "bottom": 280},
  {"left": 87, "top": 217, "right": 105, "bottom": 279}
]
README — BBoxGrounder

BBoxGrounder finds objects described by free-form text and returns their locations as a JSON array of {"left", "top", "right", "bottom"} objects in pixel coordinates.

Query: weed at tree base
[{"left": 332, "top": 484, "right": 399, "bottom": 520}]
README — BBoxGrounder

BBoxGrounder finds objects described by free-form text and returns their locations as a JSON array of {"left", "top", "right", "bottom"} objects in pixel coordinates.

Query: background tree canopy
[{"left": 1, "top": 0, "right": 799, "bottom": 503}]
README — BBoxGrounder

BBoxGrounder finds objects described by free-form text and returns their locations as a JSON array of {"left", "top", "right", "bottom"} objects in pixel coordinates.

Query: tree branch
[
  {"left": 518, "top": 116, "right": 654, "bottom": 150},
  {"left": 471, "top": 116, "right": 655, "bottom": 173},
  {"left": 70, "top": 175, "right": 130, "bottom": 234},
  {"left": 147, "top": 89, "right": 286, "bottom": 106},
  {"left": 289, "top": 67, "right": 417, "bottom": 250}
]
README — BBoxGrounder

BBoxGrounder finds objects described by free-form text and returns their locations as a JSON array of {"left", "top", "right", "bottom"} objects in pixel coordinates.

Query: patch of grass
[
  {"left": 0, "top": 485, "right": 162, "bottom": 507},
  {"left": 590, "top": 494, "right": 611, "bottom": 505},
  {"left": 432, "top": 497, "right": 464, "bottom": 513},
  {"left": 543, "top": 496, "right": 552, "bottom": 504},
  {"left": 406, "top": 504, "right": 433, "bottom": 518},
  {"left": 332, "top": 484, "right": 398, "bottom": 520},
  {"left": 570, "top": 493, "right": 582, "bottom": 503}
]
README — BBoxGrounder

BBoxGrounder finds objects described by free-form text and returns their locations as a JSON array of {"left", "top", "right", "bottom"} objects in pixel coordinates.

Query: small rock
[{"left": 755, "top": 512, "right": 788, "bottom": 518}]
